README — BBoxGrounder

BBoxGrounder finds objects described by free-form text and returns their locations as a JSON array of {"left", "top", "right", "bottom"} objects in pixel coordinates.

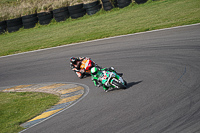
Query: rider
[
  {"left": 91, "top": 67, "right": 122, "bottom": 92},
  {"left": 70, "top": 57, "right": 96, "bottom": 79}
]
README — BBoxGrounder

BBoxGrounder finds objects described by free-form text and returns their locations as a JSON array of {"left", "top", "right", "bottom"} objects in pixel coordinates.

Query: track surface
[{"left": 1, "top": 24, "right": 200, "bottom": 133}]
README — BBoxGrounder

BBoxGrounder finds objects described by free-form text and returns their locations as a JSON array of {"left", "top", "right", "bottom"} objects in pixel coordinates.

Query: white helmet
[{"left": 91, "top": 67, "right": 98, "bottom": 75}]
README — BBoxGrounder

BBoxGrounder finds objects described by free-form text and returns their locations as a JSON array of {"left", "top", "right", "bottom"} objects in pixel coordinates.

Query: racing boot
[{"left": 76, "top": 72, "right": 85, "bottom": 79}]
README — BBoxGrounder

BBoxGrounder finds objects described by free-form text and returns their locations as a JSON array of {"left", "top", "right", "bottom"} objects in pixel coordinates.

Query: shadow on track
[
  {"left": 126, "top": 81, "right": 143, "bottom": 89},
  {"left": 107, "top": 81, "right": 142, "bottom": 92}
]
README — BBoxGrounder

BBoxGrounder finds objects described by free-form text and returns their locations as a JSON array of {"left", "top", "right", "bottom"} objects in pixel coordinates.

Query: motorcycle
[
  {"left": 79, "top": 58, "right": 98, "bottom": 76},
  {"left": 98, "top": 68, "right": 127, "bottom": 90}
]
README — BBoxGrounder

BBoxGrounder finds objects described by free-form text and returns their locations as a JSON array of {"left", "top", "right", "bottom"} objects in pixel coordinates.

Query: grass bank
[
  {"left": 0, "top": 92, "right": 60, "bottom": 133},
  {"left": 0, "top": 0, "right": 200, "bottom": 56}
]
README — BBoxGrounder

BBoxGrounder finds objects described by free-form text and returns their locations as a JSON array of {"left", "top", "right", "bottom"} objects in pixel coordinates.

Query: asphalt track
[{"left": 0, "top": 24, "right": 200, "bottom": 133}]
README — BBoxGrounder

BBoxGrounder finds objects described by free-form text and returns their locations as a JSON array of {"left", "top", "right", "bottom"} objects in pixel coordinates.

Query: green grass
[
  {"left": 0, "top": 92, "right": 60, "bottom": 133},
  {"left": 0, "top": 0, "right": 200, "bottom": 56}
]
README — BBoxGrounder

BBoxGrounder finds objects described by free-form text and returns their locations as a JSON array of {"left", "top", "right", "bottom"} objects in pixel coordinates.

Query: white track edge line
[{"left": 19, "top": 82, "right": 89, "bottom": 133}]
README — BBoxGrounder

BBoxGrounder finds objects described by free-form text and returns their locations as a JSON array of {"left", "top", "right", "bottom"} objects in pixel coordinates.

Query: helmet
[
  {"left": 91, "top": 67, "right": 98, "bottom": 75},
  {"left": 70, "top": 57, "right": 77, "bottom": 64}
]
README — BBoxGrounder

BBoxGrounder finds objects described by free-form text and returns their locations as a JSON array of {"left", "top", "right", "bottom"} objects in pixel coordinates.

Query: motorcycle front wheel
[{"left": 112, "top": 80, "right": 126, "bottom": 89}]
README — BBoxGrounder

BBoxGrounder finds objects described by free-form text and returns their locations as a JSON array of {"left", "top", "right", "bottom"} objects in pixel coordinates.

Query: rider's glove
[{"left": 110, "top": 67, "right": 115, "bottom": 70}]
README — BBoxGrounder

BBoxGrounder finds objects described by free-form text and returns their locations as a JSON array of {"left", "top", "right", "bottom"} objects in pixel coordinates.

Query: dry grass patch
[{"left": 0, "top": 0, "right": 86, "bottom": 21}]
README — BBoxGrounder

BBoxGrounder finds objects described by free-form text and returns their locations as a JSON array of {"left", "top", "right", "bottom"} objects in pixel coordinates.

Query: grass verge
[
  {"left": 0, "top": 0, "right": 200, "bottom": 56},
  {"left": 0, "top": 92, "right": 60, "bottom": 133}
]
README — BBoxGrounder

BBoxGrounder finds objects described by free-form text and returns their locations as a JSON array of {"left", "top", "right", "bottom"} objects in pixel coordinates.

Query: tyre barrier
[
  {"left": 53, "top": 7, "right": 70, "bottom": 22},
  {"left": 113, "top": 0, "right": 118, "bottom": 7},
  {"left": 37, "top": 12, "right": 53, "bottom": 25},
  {"left": 0, "top": 1, "right": 150, "bottom": 34},
  {"left": 22, "top": 13, "right": 38, "bottom": 29},
  {"left": 6, "top": 17, "right": 23, "bottom": 33},
  {"left": 102, "top": 0, "right": 113, "bottom": 11},
  {"left": 68, "top": 3, "right": 86, "bottom": 19},
  {"left": 101, "top": 0, "right": 110, "bottom": 2},
  {"left": 0, "top": 21, "right": 7, "bottom": 34},
  {"left": 117, "top": 0, "right": 132, "bottom": 8},
  {"left": 83, "top": 1, "right": 102, "bottom": 15},
  {"left": 135, "top": 0, "right": 148, "bottom": 4}
]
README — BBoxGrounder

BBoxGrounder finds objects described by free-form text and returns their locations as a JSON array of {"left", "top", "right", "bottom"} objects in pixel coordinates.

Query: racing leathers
[
  {"left": 70, "top": 57, "right": 97, "bottom": 79},
  {"left": 70, "top": 57, "right": 87, "bottom": 78},
  {"left": 91, "top": 67, "right": 121, "bottom": 92}
]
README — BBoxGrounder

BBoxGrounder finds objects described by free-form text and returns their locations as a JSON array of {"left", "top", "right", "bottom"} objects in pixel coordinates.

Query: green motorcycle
[{"left": 99, "top": 69, "right": 127, "bottom": 90}]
